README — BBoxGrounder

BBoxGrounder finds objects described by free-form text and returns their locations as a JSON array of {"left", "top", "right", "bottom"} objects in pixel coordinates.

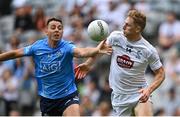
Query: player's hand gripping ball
[{"left": 87, "top": 20, "right": 109, "bottom": 41}]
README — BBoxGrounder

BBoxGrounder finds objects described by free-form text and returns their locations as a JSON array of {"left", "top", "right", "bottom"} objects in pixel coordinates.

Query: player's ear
[
  {"left": 44, "top": 28, "right": 48, "bottom": 35},
  {"left": 136, "top": 26, "right": 141, "bottom": 33}
]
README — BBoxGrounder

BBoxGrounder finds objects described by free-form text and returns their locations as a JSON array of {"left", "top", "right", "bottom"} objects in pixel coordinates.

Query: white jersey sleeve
[
  {"left": 106, "top": 31, "right": 122, "bottom": 46},
  {"left": 148, "top": 47, "right": 162, "bottom": 71}
]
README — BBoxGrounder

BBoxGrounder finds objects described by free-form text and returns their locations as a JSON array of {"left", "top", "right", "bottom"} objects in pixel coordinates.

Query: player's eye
[
  {"left": 58, "top": 26, "right": 63, "bottom": 30},
  {"left": 50, "top": 25, "right": 56, "bottom": 30}
]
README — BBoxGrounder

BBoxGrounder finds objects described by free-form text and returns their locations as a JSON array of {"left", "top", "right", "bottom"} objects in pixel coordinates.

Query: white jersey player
[
  {"left": 107, "top": 30, "right": 162, "bottom": 94},
  {"left": 106, "top": 31, "right": 162, "bottom": 115},
  {"left": 75, "top": 10, "right": 165, "bottom": 116}
]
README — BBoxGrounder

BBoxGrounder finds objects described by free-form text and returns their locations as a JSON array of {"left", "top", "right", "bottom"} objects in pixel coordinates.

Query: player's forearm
[
  {"left": 0, "top": 49, "right": 24, "bottom": 61},
  {"left": 84, "top": 54, "right": 103, "bottom": 66},
  {"left": 148, "top": 67, "right": 165, "bottom": 94},
  {"left": 83, "top": 47, "right": 99, "bottom": 57},
  {"left": 74, "top": 47, "right": 99, "bottom": 58}
]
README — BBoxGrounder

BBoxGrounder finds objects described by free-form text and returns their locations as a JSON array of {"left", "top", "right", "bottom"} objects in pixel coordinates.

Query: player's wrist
[
  {"left": 85, "top": 56, "right": 96, "bottom": 66},
  {"left": 147, "top": 86, "right": 153, "bottom": 94},
  {"left": 95, "top": 47, "right": 100, "bottom": 54},
  {"left": 83, "top": 62, "right": 90, "bottom": 66}
]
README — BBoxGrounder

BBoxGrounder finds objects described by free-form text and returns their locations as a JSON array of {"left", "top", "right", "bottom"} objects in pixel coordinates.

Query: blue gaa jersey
[{"left": 24, "top": 37, "right": 77, "bottom": 99}]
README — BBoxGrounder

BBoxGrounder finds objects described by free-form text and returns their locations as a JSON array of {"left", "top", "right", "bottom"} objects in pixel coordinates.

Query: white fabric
[
  {"left": 111, "top": 92, "right": 140, "bottom": 116},
  {"left": 106, "top": 31, "right": 162, "bottom": 94}
]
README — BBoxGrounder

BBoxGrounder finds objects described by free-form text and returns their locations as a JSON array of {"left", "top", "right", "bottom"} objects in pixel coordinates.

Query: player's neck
[
  {"left": 126, "top": 34, "right": 141, "bottom": 42},
  {"left": 48, "top": 39, "right": 59, "bottom": 48}
]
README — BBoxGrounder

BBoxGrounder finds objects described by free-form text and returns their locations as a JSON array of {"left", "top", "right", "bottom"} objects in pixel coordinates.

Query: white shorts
[{"left": 111, "top": 92, "right": 152, "bottom": 116}]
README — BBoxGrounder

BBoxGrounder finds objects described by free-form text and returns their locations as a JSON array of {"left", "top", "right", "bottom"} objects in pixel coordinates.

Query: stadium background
[{"left": 0, "top": 0, "right": 179, "bottom": 116}]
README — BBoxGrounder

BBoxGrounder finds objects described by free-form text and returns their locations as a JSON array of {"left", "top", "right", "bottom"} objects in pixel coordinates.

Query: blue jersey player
[{"left": 0, "top": 17, "right": 112, "bottom": 116}]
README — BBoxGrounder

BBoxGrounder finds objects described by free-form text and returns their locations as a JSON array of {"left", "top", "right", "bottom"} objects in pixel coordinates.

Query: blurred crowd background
[{"left": 0, "top": 0, "right": 180, "bottom": 116}]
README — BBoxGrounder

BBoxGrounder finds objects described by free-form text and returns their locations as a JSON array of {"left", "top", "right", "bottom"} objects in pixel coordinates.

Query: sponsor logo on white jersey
[{"left": 116, "top": 55, "right": 134, "bottom": 68}]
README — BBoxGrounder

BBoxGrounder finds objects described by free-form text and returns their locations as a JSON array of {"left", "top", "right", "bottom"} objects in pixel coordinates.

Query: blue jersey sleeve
[
  {"left": 23, "top": 39, "right": 42, "bottom": 56},
  {"left": 24, "top": 45, "right": 34, "bottom": 56},
  {"left": 67, "top": 41, "right": 76, "bottom": 55},
  {"left": 23, "top": 40, "right": 39, "bottom": 56}
]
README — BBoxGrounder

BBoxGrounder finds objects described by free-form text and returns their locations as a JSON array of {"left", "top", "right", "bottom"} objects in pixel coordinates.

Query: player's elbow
[
  {"left": 74, "top": 48, "right": 84, "bottom": 58},
  {"left": 154, "top": 66, "right": 165, "bottom": 83},
  {"left": 12, "top": 49, "right": 24, "bottom": 58}
]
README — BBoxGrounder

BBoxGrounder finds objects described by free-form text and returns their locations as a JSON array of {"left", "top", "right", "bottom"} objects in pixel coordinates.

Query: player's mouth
[{"left": 54, "top": 33, "right": 60, "bottom": 37}]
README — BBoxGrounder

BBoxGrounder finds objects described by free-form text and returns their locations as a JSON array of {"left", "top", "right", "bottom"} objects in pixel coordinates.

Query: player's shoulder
[
  {"left": 59, "top": 39, "right": 76, "bottom": 50},
  {"left": 24, "top": 37, "right": 47, "bottom": 53},
  {"left": 107, "top": 31, "right": 124, "bottom": 44},
  {"left": 109, "top": 30, "right": 124, "bottom": 37},
  {"left": 140, "top": 38, "right": 158, "bottom": 54},
  {"left": 60, "top": 38, "right": 75, "bottom": 45},
  {"left": 32, "top": 37, "right": 47, "bottom": 45}
]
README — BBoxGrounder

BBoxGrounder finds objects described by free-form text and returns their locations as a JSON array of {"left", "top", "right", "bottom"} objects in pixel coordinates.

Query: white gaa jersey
[{"left": 106, "top": 31, "right": 162, "bottom": 94}]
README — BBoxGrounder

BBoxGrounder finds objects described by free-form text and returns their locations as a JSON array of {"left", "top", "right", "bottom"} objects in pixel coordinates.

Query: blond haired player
[{"left": 75, "top": 10, "right": 165, "bottom": 116}]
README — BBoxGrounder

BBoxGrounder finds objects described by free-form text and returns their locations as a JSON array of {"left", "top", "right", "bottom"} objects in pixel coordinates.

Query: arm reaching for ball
[{"left": 75, "top": 40, "right": 112, "bottom": 79}]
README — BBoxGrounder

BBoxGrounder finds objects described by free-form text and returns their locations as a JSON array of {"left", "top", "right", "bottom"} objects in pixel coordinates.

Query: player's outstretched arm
[
  {"left": 73, "top": 40, "right": 112, "bottom": 58},
  {"left": 74, "top": 40, "right": 112, "bottom": 79},
  {"left": 75, "top": 50, "right": 108, "bottom": 79},
  {"left": 0, "top": 48, "right": 24, "bottom": 61}
]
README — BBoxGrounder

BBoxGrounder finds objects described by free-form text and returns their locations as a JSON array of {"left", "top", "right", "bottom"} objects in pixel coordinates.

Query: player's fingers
[
  {"left": 139, "top": 97, "right": 145, "bottom": 103},
  {"left": 104, "top": 52, "right": 111, "bottom": 55},
  {"left": 140, "top": 96, "right": 145, "bottom": 101},
  {"left": 98, "top": 39, "right": 107, "bottom": 48},
  {"left": 139, "top": 100, "right": 146, "bottom": 103},
  {"left": 108, "top": 47, "right": 113, "bottom": 50},
  {"left": 74, "top": 67, "right": 78, "bottom": 74},
  {"left": 99, "top": 40, "right": 105, "bottom": 45},
  {"left": 77, "top": 72, "right": 82, "bottom": 79},
  {"left": 76, "top": 69, "right": 83, "bottom": 79},
  {"left": 109, "top": 50, "right": 113, "bottom": 54},
  {"left": 107, "top": 45, "right": 112, "bottom": 48},
  {"left": 101, "top": 48, "right": 112, "bottom": 54},
  {"left": 82, "top": 73, "right": 87, "bottom": 78},
  {"left": 139, "top": 97, "right": 148, "bottom": 103},
  {"left": 79, "top": 72, "right": 84, "bottom": 79},
  {"left": 106, "top": 52, "right": 112, "bottom": 56},
  {"left": 104, "top": 43, "right": 111, "bottom": 48},
  {"left": 102, "top": 39, "right": 107, "bottom": 44},
  {"left": 140, "top": 94, "right": 148, "bottom": 101},
  {"left": 138, "top": 89, "right": 144, "bottom": 93},
  {"left": 139, "top": 93, "right": 145, "bottom": 101},
  {"left": 75, "top": 68, "right": 80, "bottom": 79},
  {"left": 78, "top": 71, "right": 86, "bottom": 79},
  {"left": 74, "top": 67, "right": 77, "bottom": 71},
  {"left": 108, "top": 48, "right": 113, "bottom": 53}
]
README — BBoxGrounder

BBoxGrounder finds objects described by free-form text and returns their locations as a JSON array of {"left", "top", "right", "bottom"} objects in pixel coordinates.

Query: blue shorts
[{"left": 40, "top": 91, "right": 79, "bottom": 116}]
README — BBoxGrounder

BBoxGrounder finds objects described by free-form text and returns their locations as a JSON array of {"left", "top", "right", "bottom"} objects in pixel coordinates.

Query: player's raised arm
[
  {"left": 0, "top": 48, "right": 24, "bottom": 61},
  {"left": 73, "top": 40, "right": 112, "bottom": 58},
  {"left": 75, "top": 42, "right": 112, "bottom": 79}
]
